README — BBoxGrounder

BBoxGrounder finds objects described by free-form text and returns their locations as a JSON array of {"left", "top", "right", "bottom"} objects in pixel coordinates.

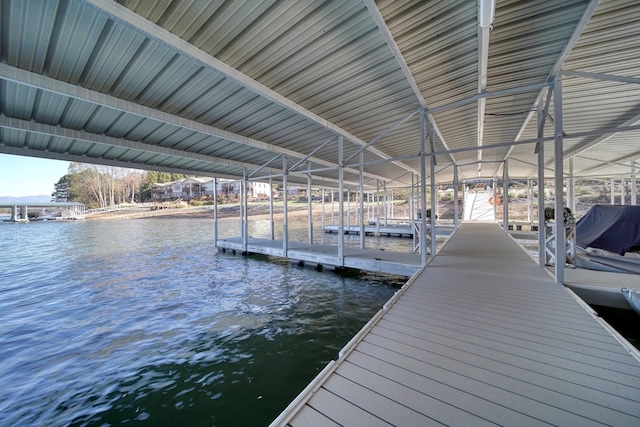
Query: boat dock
[
  {"left": 216, "top": 236, "right": 422, "bottom": 277},
  {"left": 271, "top": 222, "right": 640, "bottom": 426},
  {"left": 322, "top": 223, "right": 455, "bottom": 238},
  {"left": 563, "top": 268, "right": 640, "bottom": 310}
]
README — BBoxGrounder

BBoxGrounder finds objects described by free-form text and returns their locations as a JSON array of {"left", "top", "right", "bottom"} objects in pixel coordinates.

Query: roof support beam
[
  {"left": 425, "top": 82, "right": 550, "bottom": 116},
  {"left": 344, "top": 109, "right": 418, "bottom": 163},
  {"left": 562, "top": 113, "right": 640, "bottom": 160},
  {"left": 81, "top": 0, "right": 417, "bottom": 176},
  {"left": 562, "top": 70, "right": 640, "bottom": 85},
  {"left": 0, "top": 63, "right": 379, "bottom": 182},
  {"left": 0, "top": 115, "right": 259, "bottom": 171},
  {"left": 499, "top": 0, "right": 600, "bottom": 174},
  {"left": 362, "top": 0, "right": 457, "bottom": 174},
  {"left": 0, "top": 145, "right": 232, "bottom": 180}
]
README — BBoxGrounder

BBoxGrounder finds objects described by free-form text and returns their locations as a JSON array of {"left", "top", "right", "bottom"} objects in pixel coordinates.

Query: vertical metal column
[
  {"left": 537, "top": 100, "right": 546, "bottom": 268},
  {"left": 242, "top": 170, "right": 248, "bottom": 253},
  {"left": 382, "top": 182, "right": 388, "bottom": 226},
  {"left": 427, "top": 117, "right": 437, "bottom": 258},
  {"left": 307, "top": 162, "right": 313, "bottom": 244},
  {"left": 632, "top": 162, "right": 637, "bottom": 206},
  {"left": 282, "top": 156, "right": 288, "bottom": 256},
  {"left": 347, "top": 186, "right": 351, "bottom": 230},
  {"left": 527, "top": 179, "right": 533, "bottom": 224},
  {"left": 331, "top": 190, "right": 335, "bottom": 225},
  {"left": 411, "top": 172, "right": 416, "bottom": 250},
  {"left": 553, "top": 78, "right": 565, "bottom": 284},
  {"left": 453, "top": 167, "right": 459, "bottom": 228},
  {"left": 610, "top": 178, "right": 615, "bottom": 205},
  {"left": 321, "top": 188, "right": 325, "bottom": 230},
  {"left": 568, "top": 157, "right": 575, "bottom": 213},
  {"left": 492, "top": 179, "right": 497, "bottom": 219},
  {"left": 419, "top": 110, "right": 428, "bottom": 266},
  {"left": 621, "top": 178, "right": 626, "bottom": 205},
  {"left": 213, "top": 177, "right": 218, "bottom": 245},
  {"left": 337, "top": 136, "right": 344, "bottom": 264},
  {"left": 359, "top": 152, "right": 365, "bottom": 249},
  {"left": 503, "top": 159, "right": 509, "bottom": 231},
  {"left": 410, "top": 173, "right": 415, "bottom": 223},
  {"left": 269, "top": 176, "right": 274, "bottom": 240}
]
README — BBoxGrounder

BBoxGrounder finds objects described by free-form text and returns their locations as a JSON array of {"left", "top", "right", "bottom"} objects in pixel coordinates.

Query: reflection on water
[{"left": 0, "top": 218, "right": 399, "bottom": 426}]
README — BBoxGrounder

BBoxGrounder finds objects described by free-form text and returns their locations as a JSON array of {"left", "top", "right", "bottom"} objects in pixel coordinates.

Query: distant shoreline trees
[{"left": 51, "top": 163, "right": 183, "bottom": 208}]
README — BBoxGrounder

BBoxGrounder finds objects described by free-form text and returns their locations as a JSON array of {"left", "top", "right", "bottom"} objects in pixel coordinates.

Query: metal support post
[
  {"left": 359, "top": 152, "right": 365, "bottom": 249},
  {"left": 503, "top": 159, "right": 509, "bottom": 231},
  {"left": 621, "top": 178, "right": 626, "bottom": 205},
  {"left": 420, "top": 110, "right": 428, "bottom": 265},
  {"left": 493, "top": 179, "right": 497, "bottom": 219},
  {"left": 537, "top": 99, "right": 546, "bottom": 268},
  {"left": 282, "top": 156, "right": 288, "bottom": 256},
  {"left": 307, "top": 162, "right": 313, "bottom": 244},
  {"left": 611, "top": 178, "right": 615, "bottom": 205},
  {"left": 331, "top": 190, "right": 335, "bottom": 225},
  {"left": 213, "top": 178, "right": 218, "bottom": 245},
  {"left": 269, "top": 177, "right": 274, "bottom": 240},
  {"left": 453, "top": 167, "right": 459, "bottom": 228},
  {"left": 321, "top": 188, "right": 325, "bottom": 230},
  {"left": 347, "top": 186, "right": 351, "bottom": 230},
  {"left": 428, "top": 118, "right": 437, "bottom": 258},
  {"left": 568, "top": 157, "right": 575, "bottom": 213},
  {"left": 527, "top": 179, "right": 533, "bottom": 224},
  {"left": 338, "top": 136, "right": 345, "bottom": 263},
  {"left": 382, "top": 182, "right": 388, "bottom": 226},
  {"left": 553, "top": 78, "right": 565, "bottom": 284},
  {"left": 242, "top": 170, "right": 248, "bottom": 253},
  {"left": 632, "top": 162, "right": 637, "bottom": 206}
]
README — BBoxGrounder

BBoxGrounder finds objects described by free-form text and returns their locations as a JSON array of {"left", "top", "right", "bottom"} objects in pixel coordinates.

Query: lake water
[{"left": 0, "top": 217, "right": 404, "bottom": 426}]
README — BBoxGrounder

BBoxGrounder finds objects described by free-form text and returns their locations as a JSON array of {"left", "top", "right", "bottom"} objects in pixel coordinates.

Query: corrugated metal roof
[{"left": 1, "top": 0, "right": 639, "bottom": 189}]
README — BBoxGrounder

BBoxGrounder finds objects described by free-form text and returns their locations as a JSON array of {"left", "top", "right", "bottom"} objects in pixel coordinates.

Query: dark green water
[{"left": 0, "top": 217, "right": 401, "bottom": 426}]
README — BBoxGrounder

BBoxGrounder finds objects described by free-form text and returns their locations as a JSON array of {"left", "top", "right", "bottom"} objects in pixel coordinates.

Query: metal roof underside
[{"left": 1, "top": 0, "right": 639, "bottom": 189}]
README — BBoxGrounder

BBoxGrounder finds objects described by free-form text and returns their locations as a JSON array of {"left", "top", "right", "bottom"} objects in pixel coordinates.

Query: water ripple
[{"left": 0, "top": 218, "right": 398, "bottom": 426}]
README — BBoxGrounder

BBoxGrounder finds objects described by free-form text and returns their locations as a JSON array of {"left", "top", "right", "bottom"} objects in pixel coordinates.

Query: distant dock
[{"left": 0, "top": 202, "right": 86, "bottom": 222}]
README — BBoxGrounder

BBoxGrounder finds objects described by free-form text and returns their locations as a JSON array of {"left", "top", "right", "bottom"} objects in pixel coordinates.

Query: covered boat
[{"left": 574, "top": 205, "right": 640, "bottom": 274}]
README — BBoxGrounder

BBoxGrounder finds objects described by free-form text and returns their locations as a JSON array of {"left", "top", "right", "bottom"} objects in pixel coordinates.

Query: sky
[{"left": 0, "top": 154, "right": 70, "bottom": 197}]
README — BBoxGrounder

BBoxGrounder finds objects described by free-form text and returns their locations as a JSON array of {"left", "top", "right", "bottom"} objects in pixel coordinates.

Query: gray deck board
[{"left": 271, "top": 223, "right": 640, "bottom": 426}]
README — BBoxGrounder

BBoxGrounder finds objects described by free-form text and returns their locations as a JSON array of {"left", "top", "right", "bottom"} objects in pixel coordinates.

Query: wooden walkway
[{"left": 271, "top": 222, "right": 640, "bottom": 426}]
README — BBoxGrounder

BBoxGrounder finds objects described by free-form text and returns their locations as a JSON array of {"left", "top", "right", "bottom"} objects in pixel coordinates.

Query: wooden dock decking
[{"left": 271, "top": 222, "right": 640, "bottom": 426}]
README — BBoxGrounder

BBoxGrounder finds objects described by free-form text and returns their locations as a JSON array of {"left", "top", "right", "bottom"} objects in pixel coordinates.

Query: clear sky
[{"left": 0, "top": 154, "right": 70, "bottom": 197}]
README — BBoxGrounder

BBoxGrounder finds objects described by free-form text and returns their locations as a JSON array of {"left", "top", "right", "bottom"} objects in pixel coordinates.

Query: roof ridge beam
[{"left": 81, "top": 0, "right": 417, "bottom": 175}]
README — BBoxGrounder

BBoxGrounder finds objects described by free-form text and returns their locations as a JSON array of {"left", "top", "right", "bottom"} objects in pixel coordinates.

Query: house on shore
[{"left": 151, "top": 177, "right": 271, "bottom": 201}]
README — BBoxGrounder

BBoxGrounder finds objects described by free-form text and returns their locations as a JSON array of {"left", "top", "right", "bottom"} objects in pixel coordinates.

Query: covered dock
[
  {"left": 1, "top": 1, "right": 640, "bottom": 425},
  {"left": 271, "top": 222, "right": 640, "bottom": 426}
]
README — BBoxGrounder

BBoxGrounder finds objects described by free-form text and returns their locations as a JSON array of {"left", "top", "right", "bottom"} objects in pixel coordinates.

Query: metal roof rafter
[
  {"left": 81, "top": 0, "right": 417, "bottom": 176},
  {"left": 562, "top": 70, "right": 640, "bottom": 86},
  {"left": 0, "top": 115, "right": 264, "bottom": 171},
  {"left": 498, "top": 0, "right": 601, "bottom": 175},
  {"left": 362, "top": 0, "right": 457, "bottom": 173},
  {"left": 0, "top": 63, "right": 381, "bottom": 183},
  {"left": 344, "top": 109, "right": 419, "bottom": 163},
  {"left": 0, "top": 145, "right": 236, "bottom": 180}
]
